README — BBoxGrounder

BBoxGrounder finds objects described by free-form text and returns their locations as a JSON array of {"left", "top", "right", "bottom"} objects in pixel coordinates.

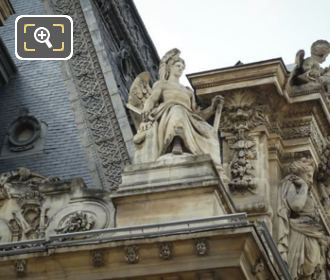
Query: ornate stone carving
[
  {"left": 252, "top": 258, "right": 265, "bottom": 275},
  {"left": 195, "top": 239, "right": 208, "bottom": 256},
  {"left": 91, "top": 250, "right": 105, "bottom": 267},
  {"left": 125, "top": 245, "right": 139, "bottom": 264},
  {"left": 277, "top": 157, "right": 328, "bottom": 279},
  {"left": 48, "top": 200, "right": 111, "bottom": 237},
  {"left": 0, "top": 168, "right": 53, "bottom": 240},
  {"left": 128, "top": 48, "right": 224, "bottom": 168},
  {"left": 14, "top": 259, "right": 27, "bottom": 277},
  {"left": 288, "top": 40, "right": 330, "bottom": 95},
  {"left": 281, "top": 117, "right": 325, "bottom": 159},
  {"left": 159, "top": 242, "right": 173, "bottom": 260},
  {"left": 0, "top": 218, "right": 11, "bottom": 243},
  {"left": 0, "top": 168, "right": 112, "bottom": 242},
  {"left": 96, "top": 0, "right": 158, "bottom": 78},
  {"left": 55, "top": 211, "right": 95, "bottom": 233},
  {"left": 221, "top": 91, "right": 266, "bottom": 193},
  {"left": 50, "top": 0, "right": 130, "bottom": 189},
  {"left": 317, "top": 140, "right": 330, "bottom": 211}
]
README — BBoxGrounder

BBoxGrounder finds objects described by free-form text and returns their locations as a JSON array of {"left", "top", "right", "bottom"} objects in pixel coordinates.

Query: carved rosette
[{"left": 221, "top": 91, "right": 266, "bottom": 193}]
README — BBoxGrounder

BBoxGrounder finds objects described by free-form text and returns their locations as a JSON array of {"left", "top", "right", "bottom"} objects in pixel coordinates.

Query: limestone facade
[{"left": 1, "top": 0, "right": 330, "bottom": 278}]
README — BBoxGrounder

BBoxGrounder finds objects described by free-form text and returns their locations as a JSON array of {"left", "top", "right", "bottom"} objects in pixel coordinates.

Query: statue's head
[
  {"left": 168, "top": 57, "right": 185, "bottom": 79},
  {"left": 159, "top": 48, "right": 185, "bottom": 80},
  {"left": 311, "top": 40, "right": 330, "bottom": 63},
  {"left": 288, "top": 157, "right": 315, "bottom": 186}
]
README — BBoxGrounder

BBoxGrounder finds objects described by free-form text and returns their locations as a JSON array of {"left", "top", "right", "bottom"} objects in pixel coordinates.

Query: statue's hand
[
  {"left": 139, "top": 121, "right": 152, "bottom": 131},
  {"left": 141, "top": 111, "right": 149, "bottom": 122},
  {"left": 211, "top": 95, "right": 224, "bottom": 111}
]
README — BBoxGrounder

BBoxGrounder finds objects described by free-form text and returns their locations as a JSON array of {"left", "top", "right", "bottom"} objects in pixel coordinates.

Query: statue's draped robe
[
  {"left": 134, "top": 81, "right": 220, "bottom": 166},
  {"left": 278, "top": 176, "right": 325, "bottom": 279}
]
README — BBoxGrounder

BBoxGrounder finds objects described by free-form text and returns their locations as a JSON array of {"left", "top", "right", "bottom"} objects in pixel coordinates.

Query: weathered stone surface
[
  {"left": 112, "top": 155, "right": 234, "bottom": 227},
  {"left": 127, "top": 49, "right": 224, "bottom": 168},
  {"left": 0, "top": 168, "right": 113, "bottom": 242},
  {"left": 288, "top": 40, "right": 330, "bottom": 96},
  {"left": 277, "top": 157, "right": 328, "bottom": 279}
]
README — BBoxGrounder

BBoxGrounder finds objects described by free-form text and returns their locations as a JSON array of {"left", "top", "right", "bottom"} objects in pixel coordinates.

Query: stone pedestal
[{"left": 111, "top": 155, "right": 234, "bottom": 227}]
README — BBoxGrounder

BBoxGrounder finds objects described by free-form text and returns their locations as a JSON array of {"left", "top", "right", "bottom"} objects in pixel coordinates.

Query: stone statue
[
  {"left": 288, "top": 40, "right": 330, "bottom": 94},
  {"left": 316, "top": 141, "right": 330, "bottom": 213},
  {"left": 277, "top": 158, "right": 328, "bottom": 280},
  {"left": 128, "top": 48, "right": 224, "bottom": 168}
]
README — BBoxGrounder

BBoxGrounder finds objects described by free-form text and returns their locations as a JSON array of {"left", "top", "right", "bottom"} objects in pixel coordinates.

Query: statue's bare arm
[
  {"left": 196, "top": 95, "right": 224, "bottom": 120},
  {"left": 142, "top": 82, "right": 163, "bottom": 119}
]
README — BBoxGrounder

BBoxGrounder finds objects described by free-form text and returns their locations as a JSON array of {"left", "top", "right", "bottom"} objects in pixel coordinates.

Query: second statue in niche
[
  {"left": 128, "top": 49, "right": 224, "bottom": 169},
  {"left": 277, "top": 158, "right": 329, "bottom": 280}
]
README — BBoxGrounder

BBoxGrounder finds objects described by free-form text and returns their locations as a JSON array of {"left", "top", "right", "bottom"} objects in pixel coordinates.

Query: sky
[{"left": 134, "top": 0, "right": 330, "bottom": 84}]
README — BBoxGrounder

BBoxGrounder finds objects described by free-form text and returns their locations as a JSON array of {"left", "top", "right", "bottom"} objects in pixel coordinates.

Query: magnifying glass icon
[{"left": 34, "top": 27, "right": 53, "bottom": 49}]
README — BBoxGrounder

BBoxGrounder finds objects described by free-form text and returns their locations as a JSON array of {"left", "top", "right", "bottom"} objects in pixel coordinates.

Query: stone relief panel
[
  {"left": 0, "top": 168, "right": 113, "bottom": 243},
  {"left": 220, "top": 90, "right": 267, "bottom": 194},
  {"left": 316, "top": 140, "right": 330, "bottom": 214},
  {"left": 50, "top": 0, "right": 130, "bottom": 190},
  {"left": 48, "top": 200, "right": 111, "bottom": 236}
]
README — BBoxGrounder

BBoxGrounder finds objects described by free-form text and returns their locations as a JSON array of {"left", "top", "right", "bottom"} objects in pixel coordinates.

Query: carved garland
[
  {"left": 221, "top": 91, "right": 266, "bottom": 193},
  {"left": 50, "top": 0, "right": 130, "bottom": 189}
]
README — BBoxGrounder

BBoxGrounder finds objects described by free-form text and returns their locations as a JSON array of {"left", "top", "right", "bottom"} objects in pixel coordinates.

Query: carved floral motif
[{"left": 221, "top": 91, "right": 266, "bottom": 193}]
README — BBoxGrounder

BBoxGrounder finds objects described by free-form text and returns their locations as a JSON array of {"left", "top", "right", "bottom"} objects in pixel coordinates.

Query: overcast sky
[{"left": 134, "top": 0, "right": 330, "bottom": 84}]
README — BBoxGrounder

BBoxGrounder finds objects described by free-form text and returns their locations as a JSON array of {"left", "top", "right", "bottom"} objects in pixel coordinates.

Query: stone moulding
[
  {"left": 50, "top": 0, "right": 130, "bottom": 190},
  {"left": 0, "top": 218, "right": 288, "bottom": 279}
]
